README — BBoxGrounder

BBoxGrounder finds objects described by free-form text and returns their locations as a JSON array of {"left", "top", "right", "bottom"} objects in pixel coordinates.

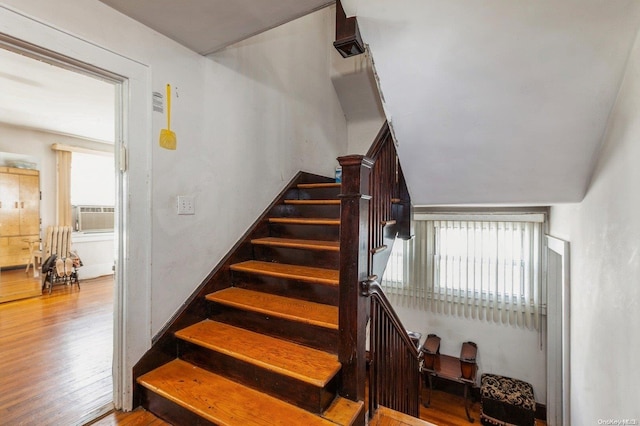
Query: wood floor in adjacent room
[
  {"left": 0, "top": 268, "right": 42, "bottom": 303},
  {"left": 0, "top": 271, "right": 114, "bottom": 426}
]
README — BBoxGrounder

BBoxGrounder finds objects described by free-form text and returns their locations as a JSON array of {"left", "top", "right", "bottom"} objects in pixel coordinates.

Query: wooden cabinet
[
  {"left": 0, "top": 167, "right": 40, "bottom": 268},
  {"left": 0, "top": 172, "right": 20, "bottom": 236}
]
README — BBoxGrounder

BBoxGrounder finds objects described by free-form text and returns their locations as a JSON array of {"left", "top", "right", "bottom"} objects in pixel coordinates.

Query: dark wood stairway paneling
[{"left": 135, "top": 173, "right": 364, "bottom": 425}]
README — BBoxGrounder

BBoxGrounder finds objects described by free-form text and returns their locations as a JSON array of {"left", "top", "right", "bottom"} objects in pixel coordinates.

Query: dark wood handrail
[
  {"left": 366, "top": 279, "right": 421, "bottom": 418},
  {"left": 366, "top": 120, "right": 393, "bottom": 158},
  {"left": 337, "top": 121, "right": 415, "bottom": 420},
  {"left": 367, "top": 123, "right": 401, "bottom": 280}
]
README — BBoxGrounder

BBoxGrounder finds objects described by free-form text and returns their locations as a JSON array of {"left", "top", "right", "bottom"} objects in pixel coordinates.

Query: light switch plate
[{"left": 177, "top": 195, "right": 195, "bottom": 215}]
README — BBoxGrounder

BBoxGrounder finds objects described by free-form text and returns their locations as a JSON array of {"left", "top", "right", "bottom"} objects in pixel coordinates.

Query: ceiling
[
  {"left": 342, "top": 0, "right": 640, "bottom": 205},
  {"left": 0, "top": 48, "right": 115, "bottom": 143},
  {"left": 99, "top": 0, "right": 334, "bottom": 55}
]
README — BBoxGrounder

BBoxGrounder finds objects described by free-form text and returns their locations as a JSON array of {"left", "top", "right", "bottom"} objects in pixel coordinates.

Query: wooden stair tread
[
  {"left": 322, "top": 396, "right": 364, "bottom": 425},
  {"left": 251, "top": 237, "right": 339, "bottom": 251},
  {"left": 284, "top": 199, "right": 340, "bottom": 205},
  {"left": 269, "top": 217, "right": 340, "bottom": 226},
  {"left": 176, "top": 320, "right": 340, "bottom": 387},
  {"left": 370, "top": 406, "right": 437, "bottom": 426},
  {"left": 231, "top": 260, "right": 339, "bottom": 286},
  {"left": 137, "top": 359, "right": 343, "bottom": 426},
  {"left": 297, "top": 183, "right": 341, "bottom": 189},
  {"left": 206, "top": 288, "right": 338, "bottom": 330}
]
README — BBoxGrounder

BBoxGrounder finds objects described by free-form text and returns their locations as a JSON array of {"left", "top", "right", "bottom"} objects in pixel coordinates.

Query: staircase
[{"left": 135, "top": 176, "right": 364, "bottom": 425}]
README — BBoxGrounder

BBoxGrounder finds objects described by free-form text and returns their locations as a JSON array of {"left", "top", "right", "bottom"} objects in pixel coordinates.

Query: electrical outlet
[{"left": 177, "top": 195, "right": 195, "bottom": 215}]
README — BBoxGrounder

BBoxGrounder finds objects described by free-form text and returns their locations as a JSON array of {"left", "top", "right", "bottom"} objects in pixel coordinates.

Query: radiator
[{"left": 72, "top": 205, "right": 115, "bottom": 232}]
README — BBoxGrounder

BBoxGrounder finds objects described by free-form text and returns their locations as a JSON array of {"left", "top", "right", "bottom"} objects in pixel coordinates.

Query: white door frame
[
  {"left": 0, "top": 6, "right": 152, "bottom": 411},
  {"left": 545, "top": 235, "right": 570, "bottom": 426}
]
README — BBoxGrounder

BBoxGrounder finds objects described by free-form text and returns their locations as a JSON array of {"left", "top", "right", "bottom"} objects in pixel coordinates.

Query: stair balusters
[{"left": 337, "top": 121, "right": 418, "bottom": 419}]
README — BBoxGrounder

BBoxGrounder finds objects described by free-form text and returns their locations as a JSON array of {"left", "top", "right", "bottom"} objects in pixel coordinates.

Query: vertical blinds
[{"left": 382, "top": 216, "right": 543, "bottom": 330}]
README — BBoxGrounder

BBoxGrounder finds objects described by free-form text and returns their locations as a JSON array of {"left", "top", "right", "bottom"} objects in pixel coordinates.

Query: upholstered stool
[{"left": 480, "top": 374, "right": 535, "bottom": 426}]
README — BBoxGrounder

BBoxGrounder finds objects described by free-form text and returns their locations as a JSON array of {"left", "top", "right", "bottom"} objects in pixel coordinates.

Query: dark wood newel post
[{"left": 338, "top": 154, "right": 373, "bottom": 404}]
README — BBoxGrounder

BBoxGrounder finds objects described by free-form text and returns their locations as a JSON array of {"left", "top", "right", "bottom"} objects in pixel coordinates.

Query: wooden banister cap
[{"left": 337, "top": 155, "right": 374, "bottom": 168}]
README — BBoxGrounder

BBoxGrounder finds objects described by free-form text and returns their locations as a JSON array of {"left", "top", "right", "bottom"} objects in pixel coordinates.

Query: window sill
[{"left": 72, "top": 231, "right": 114, "bottom": 243}]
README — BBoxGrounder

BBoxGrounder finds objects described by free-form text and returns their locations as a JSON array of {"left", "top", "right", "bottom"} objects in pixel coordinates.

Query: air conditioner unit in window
[{"left": 72, "top": 205, "right": 115, "bottom": 232}]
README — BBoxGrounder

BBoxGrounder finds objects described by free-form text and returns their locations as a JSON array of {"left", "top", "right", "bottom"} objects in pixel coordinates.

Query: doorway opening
[
  {"left": 0, "top": 6, "right": 154, "bottom": 416},
  {"left": 0, "top": 39, "right": 122, "bottom": 424}
]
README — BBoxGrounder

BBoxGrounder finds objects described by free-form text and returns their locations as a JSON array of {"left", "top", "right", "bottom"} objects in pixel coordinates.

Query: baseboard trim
[{"left": 535, "top": 402, "right": 547, "bottom": 422}]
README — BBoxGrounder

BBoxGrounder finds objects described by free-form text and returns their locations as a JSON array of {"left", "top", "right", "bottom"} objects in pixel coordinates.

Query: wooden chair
[
  {"left": 421, "top": 333, "right": 441, "bottom": 372},
  {"left": 421, "top": 337, "right": 478, "bottom": 423},
  {"left": 460, "top": 341, "right": 478, "bottom": 382},
  {"left": 420, "top": 334, "right": 441, "bottom": 407},
  {"left": 24, "top": 236, "right": 42, "bottom": 276},
  {"left": 459, "top": 341, "right": 478, "bottom": 422}
]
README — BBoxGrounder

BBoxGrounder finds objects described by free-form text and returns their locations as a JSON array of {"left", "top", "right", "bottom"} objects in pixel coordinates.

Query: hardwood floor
[
  {"left": 419, "top": 390, "right": 481, "bottom": 426},
  {"left": 91, "top": 408, "right": 168, "bottom": 426},
  {"left": 0, "top": 273, "right": 114, "bottom": 425},
  {"left": 0, "top": 268, "right": 42, "bottom": 303},
  {"left": 370, "top": 405, "right": 435, "bottom": 426}
]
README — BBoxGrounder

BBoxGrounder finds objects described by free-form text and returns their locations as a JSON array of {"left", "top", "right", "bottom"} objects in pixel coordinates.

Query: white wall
[
  {"left": 328, "top": 13, "right": 385, "bottom": 156},
  {"left": 149, "top": 8, "right": 348, "bottom": 334},
  {"left": 550, "top": 27, "right": 640, "bottom": 425},
  {"left": 347, "top": 118, "right": 385, "bottom": 155},
  {"left": 0, "top": 123, "right": 112, "bottom": 232},
  {"left": 392, "top": 301, "right": 546, "bottom": 402},
  {"left": 0, "top": 1, "right": 347, "bottom": 406},
  {"left": 72, "top": 232, "right": 114, "bottom": 279}
]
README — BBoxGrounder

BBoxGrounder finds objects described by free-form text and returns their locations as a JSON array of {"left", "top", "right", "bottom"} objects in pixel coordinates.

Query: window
[
  {"left": 70, "top": 152, "right": 115, "bottom": 233},
  {"left": 52, "top": 144, "right": 114, "bottom": 229},
  {"left": 70, "top": 152, "right": 115, "bottom": 206},
  {"left": 382, "top": 210, "right": 546, "bottom": 329}
]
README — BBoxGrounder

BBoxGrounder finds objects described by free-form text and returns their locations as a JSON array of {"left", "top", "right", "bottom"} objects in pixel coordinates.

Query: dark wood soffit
[{"left": 334, "top": 0, "right": 365, "bottom": 58}]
